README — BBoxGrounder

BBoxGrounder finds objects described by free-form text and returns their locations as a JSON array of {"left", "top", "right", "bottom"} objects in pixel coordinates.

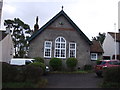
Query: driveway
[{"left": 43, "top": 73, "right": 103, "bottom": 88}]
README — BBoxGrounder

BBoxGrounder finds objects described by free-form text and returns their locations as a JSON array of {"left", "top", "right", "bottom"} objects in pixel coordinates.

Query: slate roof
[
  {"left": 28, "top": 10, "right": 92, "bottom": 45},
  {"left": 108, "top": 32, "right": 120, "bottom": 42},
  {"left": 90, "top": 40, "right": 104, "bottom": 53}
]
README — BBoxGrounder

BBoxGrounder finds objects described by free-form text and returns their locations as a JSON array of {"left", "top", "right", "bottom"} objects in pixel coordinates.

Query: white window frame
[
  {"left": 69, "top": 43, "right": 76, "bottom": 58},
  {"left": 44, "top": 41, "right": 52, "bottom": 58},
  {"left": 54, "top": 37, "right": 66, "bottom": 58},
  {"left": 91, "top": 53, "right": 98, "bottom": 60}
]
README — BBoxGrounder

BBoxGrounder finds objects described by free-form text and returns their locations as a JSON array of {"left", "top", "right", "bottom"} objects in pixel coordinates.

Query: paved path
[{"left": 43, "top": 73, "right": 103, "bottom": 88}]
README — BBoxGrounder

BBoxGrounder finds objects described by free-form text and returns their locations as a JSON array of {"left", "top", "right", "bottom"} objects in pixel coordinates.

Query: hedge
[
  {"left": 2, "top": 62, "right": 18, "bottom": 82},
  {"left": 2, "top": 62, "right": 43, "bottom": 83},
  {"left": 29, "top": 62, "right": 46, "bottom": 73},
  {"left": 33, "top": 57, "right": 44, "bottom": 63},
  {"left": 103, "top": 67, "right": 120, "bottom": 83}
]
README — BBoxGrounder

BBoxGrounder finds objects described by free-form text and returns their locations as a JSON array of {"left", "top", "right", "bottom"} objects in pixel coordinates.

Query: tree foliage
[
  {"left": 4, "top": 18, "right": 33, "bottom": 58},
  {"left": 92, "top": 32, "right": 106, "bottom": 45}
]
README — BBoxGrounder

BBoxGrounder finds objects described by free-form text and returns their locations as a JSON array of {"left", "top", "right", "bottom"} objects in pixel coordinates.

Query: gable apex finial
[{"left": 62, "top": 6, "right": 64, "bottom": 10}]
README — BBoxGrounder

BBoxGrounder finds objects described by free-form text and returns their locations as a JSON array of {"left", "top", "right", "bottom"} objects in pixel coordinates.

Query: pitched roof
[
  {"left": 108, "top": 32, "right": 120, "bottom": 42},
  {"left": 90, "top": 40, "right": 104, "bottom": 53},
  {"left": 0, "top": 31, "right": 7, "bottom": 41},
  {"left": 28, "top": 10, "right": 92, "bottom": 45}
]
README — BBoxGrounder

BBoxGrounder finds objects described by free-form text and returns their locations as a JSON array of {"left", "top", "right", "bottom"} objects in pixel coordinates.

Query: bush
[
  {"left": 29, "top": 62, "right": 46, "bottom": 73},
  {"left": 2, "top": 62, "right": 43, "bottom": 83},
  {"left": 66, "top": 58, "right": 78, "bottom": 71},
  {"left": 23, "top": 64, "right": 43, "bottom": 82},
  {"left": 84, "top": 65, "right": 92, "bottom": 70},
  {"left": 2, "top": 62, "right": 18, "bottom": 82},
  {"left": 49, "top": 58, "right": 62, "bottom": 71},
  {"left": 103, "top": 67, "right": 120, "bottom": 83},
  {"left": 33, "top": 57, "right": 44, "bottom": 63}
]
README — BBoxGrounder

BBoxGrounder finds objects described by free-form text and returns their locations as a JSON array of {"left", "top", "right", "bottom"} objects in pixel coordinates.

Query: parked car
[
  {"left": 94, "top": 60, "right": 120, "bottom": 77},
  {"left": 10, "top": 58, "right": 35, "bottom": 65}
]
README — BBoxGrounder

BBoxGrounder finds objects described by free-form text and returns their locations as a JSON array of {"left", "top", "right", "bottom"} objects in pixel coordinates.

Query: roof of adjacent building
[
  {"left": 0, "top": 31, "right": 7, "bottom": 41},
  {"left": 90, "top": 40, "right": 104, "bottom": 53},
  {"left": 28, "top": 10, "right": 92, "bottom": 45},
  {"left": 108, "top": 32, "right": 120, "bottom": 42}
]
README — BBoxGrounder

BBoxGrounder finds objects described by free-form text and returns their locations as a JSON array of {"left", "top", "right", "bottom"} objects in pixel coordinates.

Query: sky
[{"left": 1, "top": 0, "right": 120, "bottom": 40}]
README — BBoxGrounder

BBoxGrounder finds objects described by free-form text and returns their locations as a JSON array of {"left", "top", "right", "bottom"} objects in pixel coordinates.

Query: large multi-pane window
[
  {"left": 54, "top": 37, "right": 66, "bottom": 58},
  {"left": 44, "top": 41, "right": 52, "bottom": 58},
  {"left": 69, "top": 43, "right": 76, "bottom": 58}
]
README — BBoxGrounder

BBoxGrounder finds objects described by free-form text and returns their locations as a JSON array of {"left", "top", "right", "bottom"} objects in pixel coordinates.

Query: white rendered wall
[{"left": 103, "top": 33, "right": 119, "bottom": 59}]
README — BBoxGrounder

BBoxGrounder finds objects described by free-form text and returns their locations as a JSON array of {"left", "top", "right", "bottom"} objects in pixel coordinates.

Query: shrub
[
  {"left": 2, "top": 62, "right": 44, "bottom": 83},
  {"left": 103, "top": 67, "right": 120, "bottom": 83},
  {"left": 2, "top": 62, "right": 18, "bottom": 82},
  {"left": 23, "top": 64, "right": 43, "bottom": 82},
  {"left": 84, "top": 64, "right": 92, "bottom": 70},
  {"left": 33, "top": 57, "right": 44, "bottom": 63},
  {"left": 49, "top": 58, "right": 62, "bottom": 71},
  {"left": 66, "top": 58, "right": 78, "bottom": 71},
  {"left": 29, "top": 62, "right": 46, "bottom": 73}
]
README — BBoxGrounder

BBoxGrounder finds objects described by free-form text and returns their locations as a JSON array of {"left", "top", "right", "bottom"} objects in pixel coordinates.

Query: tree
[
  {"left": 92, "top": 32, "right": 106, "bottom": 45},
  {"left": 4, "top": 18, "right": 33, "bottom": 58}
]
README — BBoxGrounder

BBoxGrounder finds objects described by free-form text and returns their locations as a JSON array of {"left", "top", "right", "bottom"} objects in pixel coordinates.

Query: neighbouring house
[
  {"left": 0, "top": 30, "right": 14, "bottom": 63},
  {"left": 103, "top": 32, "right": 120, "bottom": 60},
  {"left": 90, "top": 40, "right": 104, "bottom": 65},
  {"left": 28, "top": 10, "right": 103, "bottom": 69}
]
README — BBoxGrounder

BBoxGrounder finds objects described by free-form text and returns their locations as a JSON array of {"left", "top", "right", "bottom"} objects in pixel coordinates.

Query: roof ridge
[{"left": 28, "top": 10, "right": 92, "bottom": 44}]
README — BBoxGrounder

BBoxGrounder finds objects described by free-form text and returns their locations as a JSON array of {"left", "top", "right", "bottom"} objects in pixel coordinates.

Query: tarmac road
[{"left": 43, "top": 73, "right": 103, "bottom": 88}]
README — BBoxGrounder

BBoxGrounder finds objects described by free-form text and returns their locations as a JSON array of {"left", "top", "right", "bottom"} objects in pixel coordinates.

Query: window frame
[
  {"left": 44, "top": 41, "right": 52, "bottom": 58},
  {"left": 54, "top": 37, "right": 66, "bottom": 58},
  {"left": 91, "top": 53, "right": 98, "bottom": 60},
  {"left": 69, "top": 42, "right": 76, "bottom": 58}
]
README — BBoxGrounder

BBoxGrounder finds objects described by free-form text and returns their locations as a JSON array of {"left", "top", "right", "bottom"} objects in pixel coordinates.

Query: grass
[
  {"left": 49, "top": 70, "right": 93, "bottom": 74},
  {"left": 3, "top": 82, "right": 36, "bottom": 88},
  {"left": 2, "top": 78, "right": 48, "bottom": 88}
]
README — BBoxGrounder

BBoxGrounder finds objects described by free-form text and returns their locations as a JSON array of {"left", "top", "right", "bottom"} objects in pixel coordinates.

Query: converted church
[{"left": 28, "top": 9, "right": 103, "bottom": 69}]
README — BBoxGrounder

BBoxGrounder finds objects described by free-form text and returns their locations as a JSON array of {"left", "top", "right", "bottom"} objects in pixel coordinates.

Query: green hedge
[
  {"left": 2, "top": 62, "right": 18, "bottom": 82},
  {"left": 66, "top": 58, "right": 78, "bottom": 71},
  {"left": 23, "top": 64, "right": 43, "bottom": 82},
  {"left": 103, "top": 67, "right": 120, "bottom": 83},
  {"left": 2, "top": 62, "right": 43, "bottom": 83},
  {"left": 29, "top": 62, "right": 46, "bottom": 73},
  {"left": 33, "top": 57, "right": 44, "bottom": 63},
  {"left": 49, "top": 58, "right": 62, "bottom": 71}
]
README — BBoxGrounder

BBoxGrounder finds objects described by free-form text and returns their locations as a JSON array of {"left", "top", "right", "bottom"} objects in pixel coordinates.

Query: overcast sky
[{"left": 1, "top": 0, "right": 120, "bottom": 40}]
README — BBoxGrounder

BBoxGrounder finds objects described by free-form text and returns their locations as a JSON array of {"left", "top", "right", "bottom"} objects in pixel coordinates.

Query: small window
[
  {"left": 91, "top": 53, "right": 97, "bottom": 60},
  {"left": 44, "top": 41, "right": 52, "bottom": 58},
  {"left": 69, "top": 43, "right": 76, "bottom": 58}
]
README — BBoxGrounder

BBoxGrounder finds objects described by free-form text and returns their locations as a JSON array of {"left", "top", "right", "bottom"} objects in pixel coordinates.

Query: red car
[{"left": 94, "top": 60, "right": 120, "bottom": 77}]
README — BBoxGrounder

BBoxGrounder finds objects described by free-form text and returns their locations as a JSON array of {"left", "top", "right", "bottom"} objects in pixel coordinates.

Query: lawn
[
  {"left": 2, "top": 78, "right": 47, "bottom": 88},
  {"left": 49, "top": 70, "right": 93, "bottom": 74}
]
